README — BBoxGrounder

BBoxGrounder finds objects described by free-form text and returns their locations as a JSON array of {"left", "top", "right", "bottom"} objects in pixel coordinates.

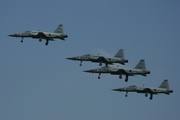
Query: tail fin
[
  {"left": 114, "top": 49, "right": 124, "bottom": 58},
  {"left": 54, "top": 24, "right": 64, "bottom": 33},
  {"left": 159, "top": 80, "right": 169, "bottom": 89},
  {"left": 134, "top": 59, "right": 146, "bottom": 70}
]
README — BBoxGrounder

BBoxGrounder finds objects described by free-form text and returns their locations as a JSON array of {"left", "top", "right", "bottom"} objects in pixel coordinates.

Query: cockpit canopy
[
  {"left": 84, "top": 54, "right": 91, "bottom": 56},
  {"left": 129, "top": 85, "right": 136, "bottom": 88},
  {"left": 24, "top": 30, "right": 38, "bottom": 33}
]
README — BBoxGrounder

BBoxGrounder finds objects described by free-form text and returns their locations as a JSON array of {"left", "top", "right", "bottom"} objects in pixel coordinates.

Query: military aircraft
[
  {"left": 83, "top": 59, "right": 150, "bottom": 82},
  {"left": 8, "top": 24, "right": 68, "bottom": 46},
  {"left": 66, "top": 49, "right": 128, "bottom": 66},
  {"left": 112, "top": 79, "right": 173, "bottom": 100}
]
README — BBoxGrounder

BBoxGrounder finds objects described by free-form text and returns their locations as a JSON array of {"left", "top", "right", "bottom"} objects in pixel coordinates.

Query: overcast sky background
[{"left": 0, "top": 0, "right": 180, "bottom": 120}]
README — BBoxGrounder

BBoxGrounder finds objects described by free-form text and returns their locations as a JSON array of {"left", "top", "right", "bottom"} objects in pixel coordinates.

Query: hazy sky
[{"left": 0, "top": 0, "right": 180, "bottom": 120}]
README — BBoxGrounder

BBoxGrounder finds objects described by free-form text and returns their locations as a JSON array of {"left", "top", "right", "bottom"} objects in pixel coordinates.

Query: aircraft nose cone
[
  {"left": 83, "top": 70, "right": 92, "bottom": 72},
  {"left": 112, "top": 88, "right": 121, "bottom": 91},
  {"left": 125, "top": 60, "right": 128, "bottom": 63},
  {"left": 66, "top": 57, "right": 73, "bottom": 60},
  {"left": 8, "top": 34, "right": 16, "bottom": 37},
  {"left": 112, "top": 88, "right": 118, "bottom": 91},
  {"left": 147, "top": 71, "right": 150, "bottom": 74},
  {"left": 65, "top": 35, "right": 68, "bottom": 38}
]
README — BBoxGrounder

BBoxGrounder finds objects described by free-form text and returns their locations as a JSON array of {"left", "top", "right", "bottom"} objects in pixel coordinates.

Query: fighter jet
[
  {"left": 84, "top": 59, "right": 150, "bottom": 82},
  {"left": 66, "top": 49, "right": 128, "bottom": 66},
  {"left": 112, "top": 79, "right": 173, "bottom": 100},
  {"left": 8, "top": 24, "right": 68, "bottom": 46}
]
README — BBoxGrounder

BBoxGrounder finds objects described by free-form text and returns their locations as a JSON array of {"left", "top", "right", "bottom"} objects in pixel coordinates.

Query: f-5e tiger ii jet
[
  {"left": 84, "top": 59, "right": 150, "bottom": 82},
  {"left": 112, "top": 79, "right": 173, "bottom": 100},
  {"left": 8, "top": 24, "right": 68, "bottom": 46},
  {"left": 66, "top": 49, "right": 128, "bottom": 66}
]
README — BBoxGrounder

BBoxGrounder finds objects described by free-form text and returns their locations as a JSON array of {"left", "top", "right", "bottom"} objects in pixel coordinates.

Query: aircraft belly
[
  {"left": 91, "top": 60, "right": 101, "bottom": 62},
  {"left": 127, "top": 74, "right": 135, "bottom": 76},
  {"left": 137, "top": 91, "right": 146, "bottom": 93},
  {"left": 91, "top": 59, "right": 108, "bottom": 63},
  {"left": 126, "top": 72, "right": 143, "bottom": 76},
  {"left": 110, "top": 72, "right": 129, "bottom": 75},
  {"left": 32, "top": 36, "right": 40, "bottom": 38},
  {"left": 32, "top": 36, "right": 54, "bottom": 40}
]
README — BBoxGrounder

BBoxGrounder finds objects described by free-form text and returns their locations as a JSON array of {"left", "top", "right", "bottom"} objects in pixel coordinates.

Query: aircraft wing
[
  {"left": 137, "top": 88, "right": 158, "bottom": 94},
  {"left": 37, "top": 32, "right": 54, "bottom": 41},
  {"left": 96, "top": 57, "right": 113, "bottom": 64},
  {"left": 142, "top": 88, "right": 153, "bottom": 93},
  {"left": 116, "top": 69, "right": 128, "bottom": 74},
  {"left": 111, "top": 69, "right": 135, "bottom": 76},
  {"left": 97, "top": 57, "right": 108, "bottom": 62}
]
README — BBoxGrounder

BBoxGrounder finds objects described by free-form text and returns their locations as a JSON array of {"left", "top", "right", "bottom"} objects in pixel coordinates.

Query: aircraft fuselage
[
  {"left": 67, "top": 54, "right": 128, "bottom": 65},
  {"left": 9, "top": 31, "right": 68, "bottom": 40}
]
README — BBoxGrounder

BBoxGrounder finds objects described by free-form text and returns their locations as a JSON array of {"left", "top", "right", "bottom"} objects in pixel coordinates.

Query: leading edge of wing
[{"left": 37, "top": 32, "right": 54, "bottom": 41}]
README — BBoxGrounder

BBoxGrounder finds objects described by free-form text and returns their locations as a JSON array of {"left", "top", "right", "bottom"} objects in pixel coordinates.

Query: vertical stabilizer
[
  {"left": 54, "top": 24, "right": 64, "bottom": 33},
  {"left": 134, "top": 59, "right": 146, "bottom": 70},
  {"left": 159, "top": 80, "right": 169, "bottom": 89},
  {"left": 114, "top": 49, "right": 124, "bottom": 58}
]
